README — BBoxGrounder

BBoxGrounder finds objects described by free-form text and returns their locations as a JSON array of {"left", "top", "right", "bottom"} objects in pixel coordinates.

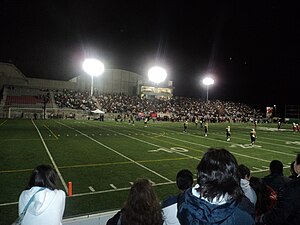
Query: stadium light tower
[
  {"left": 148, "top": 66, "right": 167, "bottom": 84},
  {"left": 202, "top": 76, "right": 214, "bottom": 101},
  {"left": 82, "top": 58, "right": 104, "bottom": 96}
]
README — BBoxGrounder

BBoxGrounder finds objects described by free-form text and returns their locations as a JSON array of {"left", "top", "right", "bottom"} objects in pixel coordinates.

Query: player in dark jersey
[
  {"left": 253, "top": 120, "right": 257, "bottom": 129},
  {"left": 195, "top": 118, "right": 199, "bottom": 127},
  {"left": 204, "top": 123, "right": 208, "bottom": 136},
  {"left": 250, "top": 129, "right": 256, "bottom": 145},
  {"left": 226, "top": 126, "right": 231, "bottom": 141},
  {"left": 183, "top": 120, "right": 188, "bottom": 132},
  {"left": 129, "top": 114, "right": 135, "bottom": 126},
  {"left": 277, "top": 121, "right": 281, "bottom": 130},
  {"left": 144, "top": 117, "right": 148, "bottom": 127}
]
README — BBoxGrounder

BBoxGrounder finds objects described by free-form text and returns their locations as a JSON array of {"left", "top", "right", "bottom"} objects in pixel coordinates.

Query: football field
[{"left": 0, "top": 119, "right": 298, "bottom": 224}]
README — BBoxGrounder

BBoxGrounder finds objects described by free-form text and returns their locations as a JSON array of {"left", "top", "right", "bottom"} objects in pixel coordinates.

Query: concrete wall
[
  {"left": 63, "top": 210, "right": 119, "bottom": 225},
  {"left": 70, "top": 69, "right": 145, "bottom": 96},
  {"left": 0, "top": 63, "right": 76, "bottom": 90}
]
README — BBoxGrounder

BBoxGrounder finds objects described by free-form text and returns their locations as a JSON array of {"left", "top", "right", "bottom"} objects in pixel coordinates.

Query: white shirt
[
  {"left": 240, "top": 178, "right": 257, "bottom": 205},
  {"left": 19, "top": 186, "right": 66, "bottom": 225}
]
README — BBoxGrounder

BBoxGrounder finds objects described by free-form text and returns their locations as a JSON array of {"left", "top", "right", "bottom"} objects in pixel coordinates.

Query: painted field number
[
  {"left": 148, "top": 147, "right": 189, "bottom": 153},
  {"left": 229, "top": 144, "right": 262, "bottom": 148}
]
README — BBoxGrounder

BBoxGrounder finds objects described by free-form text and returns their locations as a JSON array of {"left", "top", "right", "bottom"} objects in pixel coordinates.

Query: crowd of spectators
[
  {"left": 54, "top": 90, "right": 262, "bottom": 121},
  {"left": 54, "top": 90, "right": 96, "bottom": 111}
]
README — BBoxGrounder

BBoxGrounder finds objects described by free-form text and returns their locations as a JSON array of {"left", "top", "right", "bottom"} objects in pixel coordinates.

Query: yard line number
[{"left": 148, "top": 147, "right": 189, "bottom": 153}]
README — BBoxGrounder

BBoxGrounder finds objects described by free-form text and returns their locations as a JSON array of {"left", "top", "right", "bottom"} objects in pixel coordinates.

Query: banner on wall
[{"left": 266, "top": 107, "right": 273, "bottom": 118}]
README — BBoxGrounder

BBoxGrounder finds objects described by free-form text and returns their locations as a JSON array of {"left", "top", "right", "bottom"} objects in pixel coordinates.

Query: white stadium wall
[
  {"left": 71, "top": 69, "right": 145, "bottom": 96},
  {"left": 0, "top": 63, "right": 76, "bottom": 90},
  {"left": 0, "top": 62, "right": 173, "bottom": 97}
]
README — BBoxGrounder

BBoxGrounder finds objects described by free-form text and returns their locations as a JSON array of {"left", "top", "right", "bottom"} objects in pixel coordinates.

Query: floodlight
[
  {"left": 148, "top": 66, "right": 167, "bottom": 84},
  {"left": 82, "top": 58, "right": 104, "bottom": 96},
  {"left": 202, "top": 76, "right": 215, "bottom": 101},
  {"left": 82, "top": 58, "right": 104, "bottom": 76},
  {"left": 203, "top": 77, "right": 215, "bottom": 86}
]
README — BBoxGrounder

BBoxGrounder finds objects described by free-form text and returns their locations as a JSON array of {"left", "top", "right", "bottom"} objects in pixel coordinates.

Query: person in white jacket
[
  {"left": 237, "top": 164, "right": 257, "bottom": 205},
  {"left": 18, "top": 165, "right": 66, "bottom": 225}
]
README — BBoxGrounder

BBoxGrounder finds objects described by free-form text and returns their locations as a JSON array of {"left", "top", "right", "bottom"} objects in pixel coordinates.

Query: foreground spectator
[
  {"left": 161, "top": 169, "right": 193, "bottom": 225},
  {"left": 262, "top": 153, "right": 300, "bottom": 225},
  {"left": 289, "top": 161, "right": 298, "bottom": 179},
  {"left": 177, "top": 148, "right": 255, "bottom": 225},
  {"left": 106, "top": 178, "right": 163, "bottom": 225},
  {"left": 18, "top": 165, "right": 66, "bottom": 225},
  {"left": 238, "top": 164, "right": 257, "bottom": 205},
  {"left": 249, "top": 176, "right": 277, "bottom": 224},
  {"left": 262, "top": 160, "right": 290, "bottom": 193}
]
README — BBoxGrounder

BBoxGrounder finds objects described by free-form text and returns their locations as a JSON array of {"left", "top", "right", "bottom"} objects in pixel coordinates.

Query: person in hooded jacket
[
  {"left": 238, "top": 164, "right": 257, "bottom": 205},
  {"left": 177, "top": 148, "right": 255, "bottom": 225},
  {"left": 262, "top": 153, "right": 300, "bottom": 225},
  {"left": 18, "top": 164, "right": 66, "bottom": 225}
]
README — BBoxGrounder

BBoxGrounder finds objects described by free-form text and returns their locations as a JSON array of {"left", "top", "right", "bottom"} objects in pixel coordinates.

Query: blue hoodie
[{"left": 177, "top": 186, "right": 255, "bottom": 225}]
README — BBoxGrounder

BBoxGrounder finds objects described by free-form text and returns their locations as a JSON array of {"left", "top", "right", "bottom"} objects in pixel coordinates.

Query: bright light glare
[
  {"left": 203, "top": 77, "right": 215, "bottom": 86},
  {"left": 82, "top": 58, "right": 104, "bottom": 76},
  {"left": 148, "top": 66, "right": 167, "bottom": 83}
]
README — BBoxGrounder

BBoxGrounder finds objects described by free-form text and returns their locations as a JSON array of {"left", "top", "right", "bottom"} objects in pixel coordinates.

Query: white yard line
[
  {"left": 88, "top": 186, "right": 95, "bottom": 192},
  {"left": 210, "top": 133, "right": 296, "bottom": 156},
  {"left": 71, "top": 181, "right": 174, "bottom": 197},
  {"left": 110, "top": 184, "right": 117, "bottom": 190},
  {"left": 162, "top": 134, "right": 272, "bottom": 163},
  {"left": 100, "top": 126, "right": 200, "bottom": 161},
  {"left": 0, "top": 201, "right": 18, "bottom": 207},
  {"left": 101, "top": 123, "right": 273, "bottom": 164},
  {"left": 31, "top": 119, "right": 68, "bottom": 192},
  {"left": 157, "top": 127, "right": 295, "bottom": 157},
  {"left": 56, "top": 121, "right": 173, "bottom": 183},
  {"left": 0, "top": 119, "right": 7, "bottom": 127},
  {"left": 217, "top": 132, "right": 300, "bottom": 150}
]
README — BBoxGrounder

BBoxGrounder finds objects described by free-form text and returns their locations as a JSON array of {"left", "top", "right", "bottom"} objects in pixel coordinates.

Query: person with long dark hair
[
  {"left": 177, "top": 148, "right": 255, "bottom": 225},
  {"left": 107, "top": 178, "right": 163, "bottom": 225},
  {"left": 18, "top": 165, "right": 66, "bottom": 225}
]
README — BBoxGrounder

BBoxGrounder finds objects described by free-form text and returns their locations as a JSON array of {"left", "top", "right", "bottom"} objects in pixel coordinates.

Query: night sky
[{"left": 1, "top": 1, "right": 300, "bottom": 115}]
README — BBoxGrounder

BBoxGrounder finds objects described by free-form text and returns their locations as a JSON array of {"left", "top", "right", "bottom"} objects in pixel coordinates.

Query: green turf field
[{"left": 0, "top": 119, "right": 299, "bottom": 224}]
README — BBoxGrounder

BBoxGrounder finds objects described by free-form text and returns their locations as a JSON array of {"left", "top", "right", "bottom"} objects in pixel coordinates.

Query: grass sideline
[{"left": 0, "top": 119, "right": 299, "bottom": 224}]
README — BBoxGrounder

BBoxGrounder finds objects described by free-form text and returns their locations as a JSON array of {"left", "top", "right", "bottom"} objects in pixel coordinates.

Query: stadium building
[{"left": 0, "top": 62, "right": 174, "bottom": 118}]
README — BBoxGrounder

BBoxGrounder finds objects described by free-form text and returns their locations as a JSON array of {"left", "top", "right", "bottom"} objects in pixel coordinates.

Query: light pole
[
  {"left": 274, "top": 105, "right": 276, "bottom": 117},
  {"left": 202, "top": 77, "right": 214, "bottom": 101},
  {"left": 148, "top": 66, "right": 167, "bottom": 84},
  {"left": 82, "top": 58, "right": 104, "bottom": 96}
]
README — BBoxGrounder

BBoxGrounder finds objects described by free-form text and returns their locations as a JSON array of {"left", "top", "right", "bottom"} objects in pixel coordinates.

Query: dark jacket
[
  {"left": 262, "top": 173, "right": 290, "bottom": 193},
  {"left": 263, "top": 177, "right": 300, "bottom": 225},
  {"left": 177, "top": 187, "right": 255, "bottom": 225},
  {"left": 106, "top": 210, "right": 122, "bottom": 225}
]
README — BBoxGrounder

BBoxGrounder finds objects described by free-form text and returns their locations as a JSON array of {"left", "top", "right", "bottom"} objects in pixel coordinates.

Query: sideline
[
  {"left": 31, "top": 119, "right": 68, "bottom": 192},
  {"left": 0, "top": 119, "right": 7, "bottom": 127}
]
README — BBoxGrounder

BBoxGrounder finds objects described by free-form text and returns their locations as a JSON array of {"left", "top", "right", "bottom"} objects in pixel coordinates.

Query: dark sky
[{"left": 1, "top": 0, "right": 300, "bottom": 114}]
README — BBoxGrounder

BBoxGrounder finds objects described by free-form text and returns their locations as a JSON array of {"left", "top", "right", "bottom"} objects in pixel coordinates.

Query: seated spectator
[
  {"left": 238, "top": 164, "right": 257, "bottom": 205},
  {"left": 177, "top": 148, "right": 255, "bottom": 225},
  {"left": 18, "top": 165, "right": 66, "bottom": 225},
  {"left": 106, "top": 178, "right": 163, "bottom": 225},
  {"left": 161, "top": 169, "right": 193, "bottom": 225},
  {"left": 289, "top": 160, "right": 298, "bottom": 179},
  {"left": 249, "top": 176, "right": 277, "bottom": 224},
  {"left": 262, "top": 153, "right": 300, "bottom": 225},
  {"left": 262, "top": 160, "right": 290, "bottom": 193}
]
